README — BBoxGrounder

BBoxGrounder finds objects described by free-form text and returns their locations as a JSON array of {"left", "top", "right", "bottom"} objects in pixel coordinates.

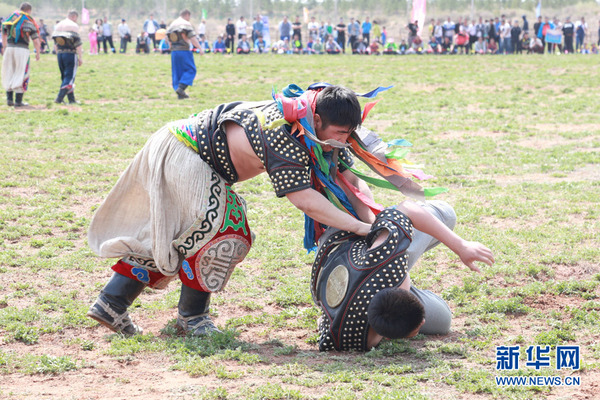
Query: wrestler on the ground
[
  {"left": 166, "top": 9, "right": 201, "bottom": 100},
  {"left": 86, "top": 83, "right": 482, "bottom": 338},
  {"left": 52, "top": 10, "right": 83, "bottom": 105},
  {"left": 312, "top": 201, "right": 494, "bottom": 351},
  {"left": 1, "top": 2, "right": 41, "bottom": 107}
]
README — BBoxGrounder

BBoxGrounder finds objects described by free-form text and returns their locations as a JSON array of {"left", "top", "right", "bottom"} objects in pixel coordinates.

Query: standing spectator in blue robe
[{"left": 167, "top": 10, "right": 201, "bottom": 99}]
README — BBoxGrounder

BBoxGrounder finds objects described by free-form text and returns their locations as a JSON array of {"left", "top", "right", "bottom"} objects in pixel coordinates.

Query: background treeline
[{"left": 3, "top": 0, "right": 598, "bottom": 20}]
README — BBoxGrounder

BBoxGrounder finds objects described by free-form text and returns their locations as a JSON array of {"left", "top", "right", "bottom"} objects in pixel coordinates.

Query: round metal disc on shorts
[
  {"left": 55, "top": 37, "right": 65, "bottom": 46},
  {"left": 326, "top": 265, "right": 349, "bottom": 308},
  {"left": 169, "top": 32, "right": 178, "bottom": 42}
]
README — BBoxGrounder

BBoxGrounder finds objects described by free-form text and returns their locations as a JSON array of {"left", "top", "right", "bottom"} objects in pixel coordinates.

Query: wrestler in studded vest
[
  {"left": 52, "top": 16, "right": 83, "bottom": 104},
  {"left": 167, "top": 19, "right": 194, "bottom": 51},
  {"left": 311, "top": 208, "right": 414, "bottom": 351},
  {"left": 169, "top": 100, "right": 355, "bottom": 197},
  {"left": 2, "top": 8, "right": 39, "bottom": 106},
  {"left": 52, "top": 28, "right": 81, "bottom": 54},
  {"left": 2, "top": 10, "right": 38, "bottom": 49}
]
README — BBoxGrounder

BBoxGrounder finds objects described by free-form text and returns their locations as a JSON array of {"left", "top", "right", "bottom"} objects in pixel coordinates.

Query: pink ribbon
[{"left": 336, "top": 172, "right": 384, "bottom": 215}]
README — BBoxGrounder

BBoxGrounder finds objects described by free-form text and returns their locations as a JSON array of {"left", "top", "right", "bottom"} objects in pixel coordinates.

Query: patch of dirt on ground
[
  {"left": 516, "top": 134, "right": 598, "bottom": 150},
  {"left": 478, "top": 213, "right": 543, "bottom": 232},
  {"left": 548, "top": 370, "right": 600, "bottom": 400},
  {"left": 2, "top": 263, "right": 597, "bottom": 399},
  {"left": 551, "top": 261, "right": 600, "bottom": 282},
  {"left": 534, "top": 123, "right": 600, "bottom": 134},
  {"left": 2, "top": 185, "right": 43, "bottom": 200},
  {"left": 523, "top": 294, "right": 586, "bottom": 314},
  {"left": 494, "top": 164, "right": 600, "bottom": 185},
  {"left": 365, "top": 119, "right": 394, "bottom": 133},
  {"left": 438, "top": 129, "right": 508, "bottom": 140}
]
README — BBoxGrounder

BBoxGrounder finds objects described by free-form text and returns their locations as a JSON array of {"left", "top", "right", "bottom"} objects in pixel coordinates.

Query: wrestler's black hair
[
  {"left": 20, "top": 2, "right": 32, "bottom": 12},
  {"left": 367, "top": 287, "right": 425, "bottom": 339},
  {"left": 315, "top": 86, "right": 362, "bottom": 131}
]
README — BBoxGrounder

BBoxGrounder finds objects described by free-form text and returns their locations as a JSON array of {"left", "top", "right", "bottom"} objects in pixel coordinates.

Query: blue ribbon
[{"left": 387, "top": 138, "right": 413, "bottom": 147}]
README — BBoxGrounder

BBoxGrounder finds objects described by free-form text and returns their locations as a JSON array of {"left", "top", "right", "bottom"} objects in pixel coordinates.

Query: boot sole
[
  {"left": 87, "top": 310, "right": 120, "bottom": 333},
  {"left": 86, "top": 310, "right": 142, "bottom": 335}
]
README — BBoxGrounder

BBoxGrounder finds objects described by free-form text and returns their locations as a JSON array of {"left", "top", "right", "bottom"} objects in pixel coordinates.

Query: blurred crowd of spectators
[{"left": 2, "top": 11, "right": 598, "bottom": 56}]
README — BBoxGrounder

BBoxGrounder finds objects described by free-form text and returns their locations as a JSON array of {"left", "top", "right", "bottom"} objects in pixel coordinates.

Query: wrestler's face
[{"left": 314, "top": 114, "right": 354, "bottom": 152}]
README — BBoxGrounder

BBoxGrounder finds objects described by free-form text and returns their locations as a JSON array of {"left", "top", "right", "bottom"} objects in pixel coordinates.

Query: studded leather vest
[
  {"left": 52, "top": 31, "right": 82, "bottom": 53},
  {"left": 167, "top": 29, "right": 189, "bottom": 51},
  {"left": 171, "top": 101, "right": 354, "bottom": 198},
  {"left": 311, "top": 208, "right": 414, "bottom": 351},
  {"left": 3, "top": 16, "right": 38, "bottom": 49}
]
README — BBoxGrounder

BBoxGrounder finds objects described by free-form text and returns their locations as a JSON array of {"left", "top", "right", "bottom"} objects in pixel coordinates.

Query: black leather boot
[
  {"left": 14, "top": 93, "right": 28, "bottom": 107},
  {"left": 87, "top": 272, "right": 146, "bottom": 335},
  {"left": 175, "top": 83, "right": 189, "bottom": 99},
  {"left": 54, "top": 88, "right": 68, "bottom": 104},
  {"left": 6, "top": 91, "right": 14, "bottom": 106},
  {"left": 67, "top": 92, "right": 79, "bottom": 104},
  {"left": 176, "top": 285, "right": 221, "bottom": 335}
]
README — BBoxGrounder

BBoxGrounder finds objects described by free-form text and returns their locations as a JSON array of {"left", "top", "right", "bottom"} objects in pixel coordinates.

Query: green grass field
[{"left": 0, "top": 51, "right": 599, "bottom": 399}]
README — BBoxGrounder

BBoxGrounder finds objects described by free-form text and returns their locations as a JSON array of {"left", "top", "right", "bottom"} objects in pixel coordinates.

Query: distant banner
[
  {"left": 545, "top": 29, "right": 562, "bottom": 44},
  {"left": 535, "top": 1, "right": 542, "bottom": 18},
  {"left": 303, "top": 7, "right": 309, "bottom": 23},
  {"left": 411, "top": 0, "right": 427, "bottom": 36},
  {"left": 82, "top": 7, "right": 89, "bottom": 25},
  {"left": 202, "top": 9, "right": 207, "bottom": 20}
]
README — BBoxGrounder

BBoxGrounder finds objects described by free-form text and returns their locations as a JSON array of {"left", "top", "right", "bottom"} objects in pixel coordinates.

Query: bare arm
[
  {"left": 32, "top": 37, "right": 41, "bottom": 60},
  {"left": 190, "top": 36, "right": 201, "bottom": 50},
  {"left": 339, "top": 169, "right": 376, "bottom": 224},
  {"left": 76, "top": 44, "right": 83, "bottom": 66},
  {"left": 183, "top": 33, "right": 202, "bottom": 50},
  {"left": 286, "top": 188, "right": 371, "bottom": 236},
  {"left": 395, "top": 200, "right": 495, "bottom": 272}
]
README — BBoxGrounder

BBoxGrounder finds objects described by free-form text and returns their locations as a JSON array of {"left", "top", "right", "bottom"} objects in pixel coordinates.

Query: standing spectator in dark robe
[
  {"left": 336, "top": 18, "right": 346, "bottom": 53},
  {"left": 292, "top": 15, "right": 302, "bottom": 41},
  {"left": 407, "top": 20, "right": 418, "bottom": 47},
  {"left": 510, "top": 20, "right": 522, "bottom": 54},
  {"left": 38, "top": 18, "right": 49, "bottom": 53},
  {"left": 562, "top": 17, "right": 574, "bottom": 54},
  {"left": 575, "top": 18, "right": 586, "bottom": 52},
  {"left": 225, "top": 18, "right": 235, "bottom": 53},
  {"left": 522, "top": 15, "right": 529, "bottom": 33}
]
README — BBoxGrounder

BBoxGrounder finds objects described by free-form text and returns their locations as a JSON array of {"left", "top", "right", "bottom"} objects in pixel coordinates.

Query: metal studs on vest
[{"left": 311, "top": 208, "right": 414, "bottom": 351}]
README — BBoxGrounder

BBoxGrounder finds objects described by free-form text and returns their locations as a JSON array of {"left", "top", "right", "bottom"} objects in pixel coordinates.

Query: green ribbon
[
  {"left": 343, "top": 162, "right": 448, "bottom": 198},
  {"left": 386, "top": 147, "right": 411, "bottom": 160}
]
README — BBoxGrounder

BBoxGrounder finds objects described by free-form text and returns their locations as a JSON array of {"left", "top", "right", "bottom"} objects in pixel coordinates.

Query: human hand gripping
[
  {"left": 455, "top": 240, "right": 495, "bottom": 273},
  {"left": 355, "top": 221, "right": 372, "bottom": 237}
]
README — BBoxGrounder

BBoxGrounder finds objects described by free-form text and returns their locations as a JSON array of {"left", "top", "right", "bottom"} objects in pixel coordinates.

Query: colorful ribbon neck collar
[{"left": 273, "top": 83, "right": 446, "bottom": 251}]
